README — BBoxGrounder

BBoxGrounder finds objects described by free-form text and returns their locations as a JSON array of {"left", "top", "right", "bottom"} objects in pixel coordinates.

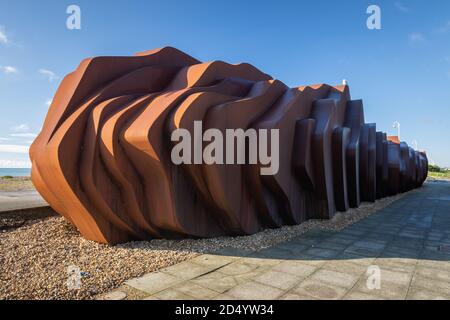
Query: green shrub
[{"left": 428, "top": 164, "right": 442, "bottom": 173}]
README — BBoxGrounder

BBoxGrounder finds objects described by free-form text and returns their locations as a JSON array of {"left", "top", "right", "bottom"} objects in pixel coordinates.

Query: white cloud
[
  {"left": 409, "top": 32, "right": 425, "bottom": 43},
  {"left": 0, "top": 144, "right": 29, "bottom": 153},
  {"left": 0, "top": 65, "right": 18, "bottom": 74},
  {"left": 0, "top": 159, "right": 31, "bottom": 168},
  {"left": 39, "top": 68, "right": 59, "bottom": 82},
  {"left": 9, "top": 133, "right": 37, "bottom": 138},
  {"left": 0, "top": 26, "right": 8, "bottom": 44},
  {"left": 11, "top": 124, "right": 31, "bottom": 132},
  {"left": 45, "top": 98, "right": 53, "bottom": 107},
  {"left": 395, "top": 2, "right": 410, "bottom": 13}
]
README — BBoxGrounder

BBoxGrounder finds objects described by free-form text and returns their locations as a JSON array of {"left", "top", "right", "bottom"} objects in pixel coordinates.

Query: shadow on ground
[{"left": 214, "top": 180, "right": 450, "bottom": 263}]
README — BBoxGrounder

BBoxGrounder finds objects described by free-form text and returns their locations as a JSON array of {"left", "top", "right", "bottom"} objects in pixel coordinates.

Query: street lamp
[
  {"left": 411, "top": 140, "right": 418, "bottom": 150},
  {"left": 393, "top": 121, "right": 401, "bottom": 140}
]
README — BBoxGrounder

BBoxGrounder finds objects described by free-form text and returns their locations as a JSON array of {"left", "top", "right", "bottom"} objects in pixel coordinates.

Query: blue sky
[{"left": 0, "top": 0, "right": 449, "bottom": 167}]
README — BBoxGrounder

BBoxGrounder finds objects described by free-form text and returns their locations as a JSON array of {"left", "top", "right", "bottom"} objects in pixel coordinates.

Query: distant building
[{"left": 387, "top": 135, "right": 400, "bottom": 144}]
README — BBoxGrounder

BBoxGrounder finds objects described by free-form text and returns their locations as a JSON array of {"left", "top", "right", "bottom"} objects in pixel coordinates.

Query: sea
[{"left": 0, "top": 168, "right": 31, "bottom": 177}]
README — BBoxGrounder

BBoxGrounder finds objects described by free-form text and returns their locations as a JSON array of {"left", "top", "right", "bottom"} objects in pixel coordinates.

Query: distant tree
[{"left": 428, "top": 164, "right": 442, "bottom": 173}]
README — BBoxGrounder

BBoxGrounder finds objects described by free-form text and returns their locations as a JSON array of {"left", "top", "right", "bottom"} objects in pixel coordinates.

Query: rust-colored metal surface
[{"left": 30, "top": 47, "right": 428, "bottom": 244}]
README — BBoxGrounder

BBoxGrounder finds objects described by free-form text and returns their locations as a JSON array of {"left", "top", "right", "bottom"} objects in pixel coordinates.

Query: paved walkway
[
  {"left": 0, "top": 190, "right": 48, "bottom": 213},
  {"left": 102, "top": 180, "right": 450, "bottom": 300}
]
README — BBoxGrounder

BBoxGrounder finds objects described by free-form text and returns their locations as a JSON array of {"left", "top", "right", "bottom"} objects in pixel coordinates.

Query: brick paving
[{"left": 101, "top": 180, "right": 450, "bottom": 300}]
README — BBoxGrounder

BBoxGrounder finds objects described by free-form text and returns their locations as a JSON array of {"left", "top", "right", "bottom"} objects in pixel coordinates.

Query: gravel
[{"left": 0, "top": 190, "right": 410, "bottom": 300}]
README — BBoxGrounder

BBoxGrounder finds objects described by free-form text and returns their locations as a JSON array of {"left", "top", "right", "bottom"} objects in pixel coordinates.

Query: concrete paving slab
[
  {"left": 291, "top": 279, "right": 348, "bottom": 300},
  {"left": 102, "top": 181, "right": 450, "bottom": 300},
  {"left": 226, "top": 281, "right": 284, "bottom": 300},
  {"left": 0, "top": 190, "right": 47, "bottom": 212},
  {"left": 125, "top": 272, "right": 182, "bottom": 294}
]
